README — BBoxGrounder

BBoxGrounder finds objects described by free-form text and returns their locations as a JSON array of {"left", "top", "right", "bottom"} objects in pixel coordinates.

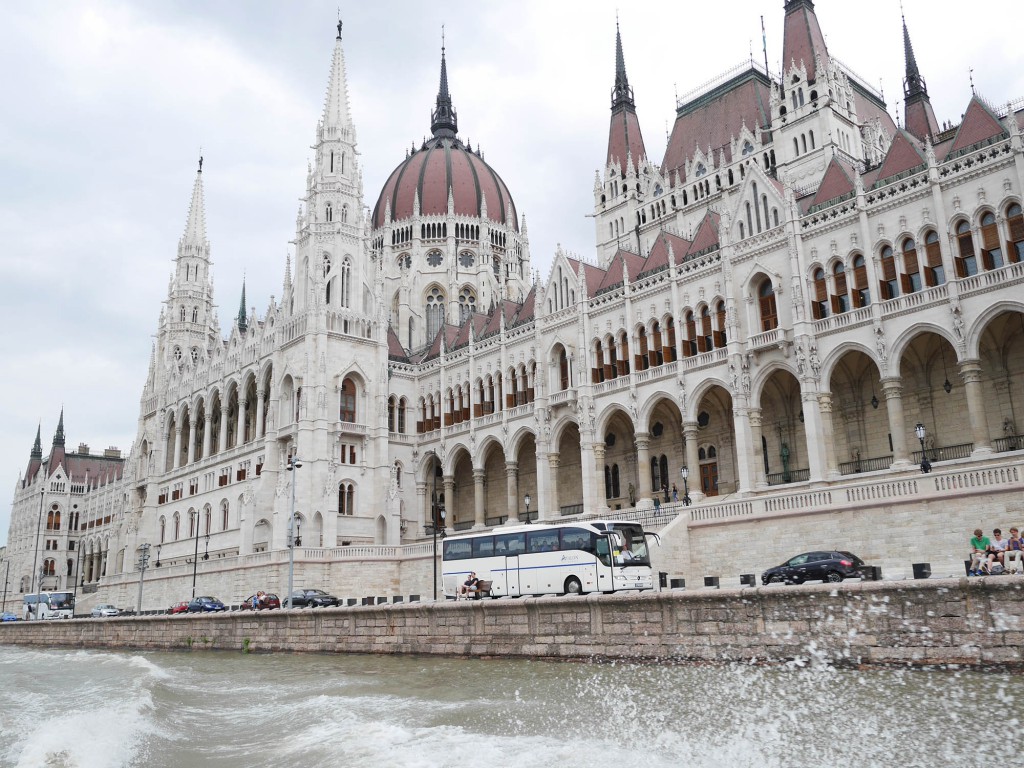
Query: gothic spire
[
  {"left": 237, "top": 277, "right": 248, "bottom": 334},
  {"left": 902, "top": 12, "right": 939, "bottom": 140},
  {"left": 53, "top": 407, "right": 65, "bottom": 447},
  {"left": 321, "top": 17, "right": 353, "bottom": 133},
  {"left": 430, "top": 32, "right": 458, "bottom": 139},
  {"left": 611, "top": 20, "right": 634, "bottom": 110},
  {"left": 606, "top": 21, "right": 646, "bottom": 175},
  {"left": 179, "top": 159, "right": 208, "bottom": 253},
  {"left": 782, "top": 0, "right": 830, "bottom": 83},
  {"left": 31, "top": 422, "right": 42, "bottom": 459}
]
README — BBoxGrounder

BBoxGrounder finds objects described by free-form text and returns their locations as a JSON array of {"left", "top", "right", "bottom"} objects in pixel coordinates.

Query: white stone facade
[{"left": 6, "top": 5, "right": 1024, "bottom": 609}]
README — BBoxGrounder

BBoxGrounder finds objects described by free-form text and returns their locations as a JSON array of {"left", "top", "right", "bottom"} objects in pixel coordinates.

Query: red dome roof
[{"left": 372, "top": 136, "right": 518, "bottom": 232}]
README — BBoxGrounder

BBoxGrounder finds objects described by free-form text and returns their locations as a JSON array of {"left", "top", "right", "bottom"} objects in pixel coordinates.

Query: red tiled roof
[
  {"left": 805, "top": 156, "right": 858, "bottom": 212},
  {"left": 513, "top": 286, "right": 536, "bottom": 326},
  {"left": 686, "top": 212, "right": 721, "bottom": 256},
  {"left": 566, "top": 257, "right": 606, "bottom": 296},
  {"left": 387, "top": 326, "right": 408, "bottom": 360},
  {"left": 607, "top": 107, "right": 646, "bottom": 175},
  {"left": 639, "top": 230, "right": 692, "bottom": 276},
  {"left": 782, "top": 0, "right": 830, "bottom": 83},
  {"left": 873, "top": 130, "right": 926, "bottom": 185},
  {"left": 597, "top": 249, "right": 646, "bottom": 293},
  {"left": 943, "top": 96, "right": 1008, "bottom": 159},
  {"left": 662, "top": 74, "right": 771, "bottom": 184},
  {"left": 905, "top": 97, "right": 939, "bottom": 141}
]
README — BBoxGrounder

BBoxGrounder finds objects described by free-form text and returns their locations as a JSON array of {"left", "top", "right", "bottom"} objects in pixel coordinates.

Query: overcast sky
[{"left": 1, "top": 0, "right": 1020, "bottom": 546}]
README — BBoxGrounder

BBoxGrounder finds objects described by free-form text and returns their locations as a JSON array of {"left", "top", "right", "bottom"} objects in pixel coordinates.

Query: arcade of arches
[{"left": 416, "top": 311, "right": 1024, "bottom": 527}]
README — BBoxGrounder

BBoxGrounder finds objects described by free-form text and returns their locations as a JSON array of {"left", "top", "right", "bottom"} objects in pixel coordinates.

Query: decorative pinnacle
[
  {"left": 611, "top": 20, "right": 634, "bottom": 110},
  {"left": 336, "top": 15, "right": 343, "bottom": 40},
  {"left": 430, "top": 28, "right": 458, "bottom": 138}
]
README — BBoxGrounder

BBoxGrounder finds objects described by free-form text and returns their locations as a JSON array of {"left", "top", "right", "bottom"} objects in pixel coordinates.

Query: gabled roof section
[
  {"left": 782, "top": 0, "right": 830, "bottom": 84},
  {"left": 596, "top": 249, "right": 646, "bottom": 295},
  {"left": 566, "top": 257, "right": 605, "bottom": 296},
  {"left": 943, "top": 96, "right": 1009, "bottom": 160},
  {"left": 685, "top": 212, "right": 721, "bottom": 259},
  {"left": 805, "top": 155, "right": 859, "bottom": 213},
  {"left": 422, "top": 323, "right": 463, "bottom": 362},
  {"left": 387, "top": 326, "right": 409, "bottom": 362},
  {"left": 512, "top": 285, "right": 536, "bottom": 326},
  {"left": 639, "top": 231, "right": 692, "bottom": 277},
  {"left": 662, "top": 69, "right": 771, "bottom": 183},
  {"left": 871, "top": 130, "right": 927, "bottom": 188}
]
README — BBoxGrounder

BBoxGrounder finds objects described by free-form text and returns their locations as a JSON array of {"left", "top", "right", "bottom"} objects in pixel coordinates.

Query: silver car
[{"left": 91, "top": 604, "right": 120, "bottom": 618}]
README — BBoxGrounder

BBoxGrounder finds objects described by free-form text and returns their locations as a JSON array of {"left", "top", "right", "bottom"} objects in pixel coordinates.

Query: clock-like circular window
[{"left": 427, "top": 250, "right": 443, "bottom": 267}]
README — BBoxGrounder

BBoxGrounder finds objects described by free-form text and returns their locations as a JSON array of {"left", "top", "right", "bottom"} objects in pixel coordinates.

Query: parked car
[
  {"left": 286, "top": 589, "right": 340, "bottom": 608},
  {"left": 167, "top": 601, "right": 190, "bottom": 615},
  {"left": 187, "top": 596, "right": 228, "bottom": 613},
  {"left": 761, "top": 551, "right": 867, "bottom": 585},
  {"left": 240, "top": 592, "right": 281, "bottom": 611},
  {"left": 1, "top": 611, "right": 19, "bottom": 622},
  {"left": 91, "top": 604, "right": 120, "bottom": 618}
]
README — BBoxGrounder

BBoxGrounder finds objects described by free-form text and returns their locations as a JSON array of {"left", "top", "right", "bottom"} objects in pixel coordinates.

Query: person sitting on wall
[
  {"left": 459, "top": 572, "right": 480, "bottom": 599},
  {"left": 988, "top": 529, "right": 1009, "bottom": 572},
  {"left": 1005, "top": 528, "right": 1024, "bottom": 574},
  {"left": 969, "top": 528, "right": 991, "bottom": 576}
]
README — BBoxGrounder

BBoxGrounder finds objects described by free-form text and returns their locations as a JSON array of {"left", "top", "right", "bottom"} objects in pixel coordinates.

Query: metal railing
[
  {"left": 765, "top": 468, "right": 810, "bottom": 486},
  {"left": 838, "top": 455, "right": 893, "bottom": 475},
  {"left": 994, "top": 436, "right": 1022, "bottom": 453},
  {"left": 912, "top": 442, "right": 973, "bottom": 464}
]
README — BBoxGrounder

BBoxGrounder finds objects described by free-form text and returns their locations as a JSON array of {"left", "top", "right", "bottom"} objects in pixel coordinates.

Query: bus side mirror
[{"left": 644, "top": 531, "right": 662, "bottom": 547}]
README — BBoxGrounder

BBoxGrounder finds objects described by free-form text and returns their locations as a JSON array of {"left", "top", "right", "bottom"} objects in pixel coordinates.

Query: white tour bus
[
  {"left": 441, "top": 520, "right": 658, "bottom": 598},
  {"left": 23, "top": 591, "right": 75, "bottom": 620}
]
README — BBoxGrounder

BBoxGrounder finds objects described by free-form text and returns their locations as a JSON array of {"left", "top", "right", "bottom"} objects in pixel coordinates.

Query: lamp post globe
[
  {"left": 286, "top": 456, "right": 302, "bottom": 608},
  {"left": 680, "top": 466, "right": 691, "bottom": 506},
  {"left": 914, "top": 423, "right": 931, "bottom": 473},
  {"left": 524, "top": 493, "right": 531, "bottom": 524}
]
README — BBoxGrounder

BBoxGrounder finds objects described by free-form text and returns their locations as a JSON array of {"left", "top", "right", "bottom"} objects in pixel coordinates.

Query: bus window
[
  {"left": 595, "top": 536, "right": 611, "bottom": 566},
  {"left": 496, "top": 532, "right": 526, "bottom": 555},
  {"left": 560, "top": 527, "right": 593, "bottom": 553},
  {"left": 527, "top": 531, "right": 559, "bottom": 553},
  {"left": 443, "top": 539, "right": 472, "bottom": 561},
  {"left": 610, "top": 524, "right": 650, "bottom": 564},
  {"left": 472, "top": 536, "right": 495, "bottom": 557}
]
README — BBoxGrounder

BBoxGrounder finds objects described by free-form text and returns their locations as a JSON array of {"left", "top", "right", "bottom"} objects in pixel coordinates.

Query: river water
[{"left": 0, "top": 644, "right": 1015, "bottom": 767}]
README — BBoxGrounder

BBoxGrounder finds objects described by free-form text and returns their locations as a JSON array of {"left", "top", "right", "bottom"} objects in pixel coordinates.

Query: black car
[
  {"left": 187, "top": 596, "right": 228, "bottom": 612},
  {"left": 286, "top": 589, "right": 340, "bottom": 608},
  {"left": 761, "top": 551, "right": 866, "bottom": 585}
]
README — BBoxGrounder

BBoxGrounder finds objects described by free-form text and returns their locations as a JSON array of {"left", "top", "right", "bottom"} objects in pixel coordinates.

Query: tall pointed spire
[
  {"left": 611, "top": 20, "right": 634, "bottom": 110},
  {"left": 606, "top": 21, "right": 646, "bottom": 175},
  {"left": 902, "top": 12, "right": 939, "bottom": 140},
  {"left": 782, "top": 0, "right": 830, "bottom": 83},
  {"left": 237, "top": 277, "right": 248, "bottom": 334},
  {"left": 31, "top": 423, "right": 42, "bottom": 459},
  {"left": 180, "top": 158, "right": 208, "bottom": 252},
  {"left": 430, "top": 30, "right": 458, "bottom": 139},
  {"left": 321, "top": 17, "right": 353, "bottom": 132},
  {"left": 53, "top": 407, "right": 65, "bottom": 447}
]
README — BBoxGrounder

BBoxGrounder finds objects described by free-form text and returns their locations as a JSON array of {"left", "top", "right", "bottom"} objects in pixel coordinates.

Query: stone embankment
[{"left": 2, "top": 578, "right": 1020, "bottom": 669}]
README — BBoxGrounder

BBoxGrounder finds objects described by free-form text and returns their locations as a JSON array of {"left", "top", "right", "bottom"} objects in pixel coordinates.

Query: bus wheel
[{"left": 563, "top": 577, "right": 582, "bottom": 595}]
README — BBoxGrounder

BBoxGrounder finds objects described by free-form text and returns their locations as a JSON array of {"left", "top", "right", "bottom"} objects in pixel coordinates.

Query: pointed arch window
[
  {"left": 221, "top": 500, "right": 229, "bottom": 531},
  {"left": 851, "top": 254, "right": 870, "bottom": 307},
  {"left": 341, "top": 204, "right": 348, "bottom": 224},
  {"left": 1007, "top": 203, "right": 1024, "bottom": 263},
  {"left": 901, "top": 238, "right": 922, "bottom": 293},
  {"left": 980, "top": 212, "right": 1004, "bottom": 270},
  {"left": 558, "top": 347, "right": 570, "bottom": 391},
  {"left": 811, "top": 268, "right": 828, "bottom": 319},
  {"left": 880, "top": 246, "right": 899, "bottom": 300},
  {"left": 955, "top": 219, "right": 977, "bottom": 277},
  {"left": 388, "top": 396, "right": 396, "bottom": 432},
  {"left": 665, "top": 318, "right": 678, "bottom": 362},
  {"left": 339, "top": 377, "right": 357, "bottom": 423},
  {"left": 651, "top": 321, "right": 664, "bottom": 366},
  {"left": 684, "top": 311, "right": 697, "bottom": 356},
  {"left": 180, "top": 306, "right": 186, "bottom": 322},
  {"left": 325, "top": 202, "right": 333, "bottom": 222},
  {"left": 832, "top": 262, "right": 849, "bottom": 313},
  {"left": 340, "top": 259, "right": 352, "bottom": 308},
  {"left": 458, "top": 287, "right": 477, "bottom": 322},
  {"left": 714, "top": 301, "right": 727, "bottom": 347},
  {"left": 758, "top": 279, "right": 778, "bottom": 331},
  {"left": 191, "top": 306, "right": 199, "bottom": 323},
  {"left": 637, "top": 327, "right": 650, "bottom": 370},
  {"left": 338, "top": 483, "right": 355, "bottom": 516},
  {"left": 700, "top": 307, "right": 713, "bottom": 352},
  {"left": 398, "top": 398, "right": 407, "bottom": 433},
  {"left": 426, "top": 287, "right": 445, "bottom": 341},
  {"left": 923, "top": 231, "right": 944, "bottom": 286}
]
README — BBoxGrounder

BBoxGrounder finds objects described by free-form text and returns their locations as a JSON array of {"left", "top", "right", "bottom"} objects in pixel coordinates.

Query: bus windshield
[{"left": 608, "top": 524, "right": 650, "bottom": 565}]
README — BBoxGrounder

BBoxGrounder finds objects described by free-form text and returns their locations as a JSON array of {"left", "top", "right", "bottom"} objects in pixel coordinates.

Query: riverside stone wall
[{"left": 2, "top": 578, "right": 1022, "bottom": 669}]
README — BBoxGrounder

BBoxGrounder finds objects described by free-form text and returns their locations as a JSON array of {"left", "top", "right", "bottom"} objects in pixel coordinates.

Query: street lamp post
[
  {"left": 425, "top": 450, "right": 446, "bottom": 600},
  {"left": 680, "top": 466, "right": 691, "bottom": 506},
  {"left": 915, "top": 423, "right": 931, "bottom": 473},
  {"left": 524, "top": 493, "right": 531, "bottom": 524},
  {"left": 72, "top": 544, "right": 83, "bottom": 608},
  {"left": 1, "top": 557, "right": 9, "bottom": 614},
  {"left": 154, "top": 544, "right": 162, "bottom": 568},
  {"left": 286, "top": 455, "right": 302, "bottom": 608},
  {"left": 190, "top": 510, "right": 200, "bottom": 598},
  {"left": 29, "top": 488, "right": 45, "bottom": 616},
  {"left": 136, "top": 544, "right": 151, "bottom": 615}
]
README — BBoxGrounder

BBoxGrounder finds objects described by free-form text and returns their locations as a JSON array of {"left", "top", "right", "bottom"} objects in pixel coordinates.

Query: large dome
[
  {"left": 371, "top": 46, "right": 518, "bottom": 232},
  {"left": 372, "top": 136, "right": 518, "bottom": 231}
]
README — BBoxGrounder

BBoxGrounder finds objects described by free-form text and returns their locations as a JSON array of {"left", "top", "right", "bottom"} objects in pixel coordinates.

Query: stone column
[
  {"left": 415, "top": 481, "right": 428, "bottom": 528},
  {"left": 186, "top": 417, "right": 198, "bottom": 465},
  {"left": 579, "top": 440, "right": 598, "bottom": 516},
  {"left": 881, "top": 377, "right": 911, "bottom": 466},
  {"left": 172, "top": 426, "right": 183, "bottom": 470},
  {"left": 818, "top": 392, "right": 840, "bottom": 479},
  {"left": 201, "top": 415, "right": 211, "bottom": 460},
  {"left": 800, "top": 389, "right": 827, "bottom": 483},
  {"left": 443, "top": 475, "right": 456, "bottom": 533},
  {"left": 959, "top": 359, "right": 992, "bottom": 455},
  {"left": 592, "top": 443, "right": 610, "bottom": 514},
  {"left": 683, "top": 421, "right": 704, "bottom": 502},
  {"left": 546, "top": 454, "right": 560, "bottom": 520},
  {"left": 236, "top": 398, "right": 247, "bottom": 446},
  {"left": 748, "top": 408, "right": 767, "bottom": 489},
  {"left": 218, "top": 411, "right": 228, "bottom": 453},
  {"left": 255, "top": 388, "right": 266, "bottom": 439},
  {"left": 473, "top": 469, "right": 486, "bottom": 528},
  {"left": 504, "top": 462, "right": 518, "bottom": 524},
  {"left": 635, "top": 432, "right": 651, "bottom": 501}
]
